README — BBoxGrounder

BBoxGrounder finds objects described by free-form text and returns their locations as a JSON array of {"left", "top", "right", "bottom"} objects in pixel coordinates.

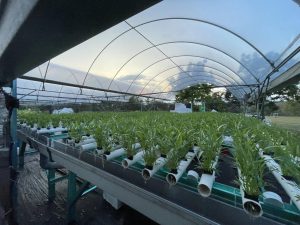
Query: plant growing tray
[{"left": 17, "top": 130, "right": 300, "bottom": 225}]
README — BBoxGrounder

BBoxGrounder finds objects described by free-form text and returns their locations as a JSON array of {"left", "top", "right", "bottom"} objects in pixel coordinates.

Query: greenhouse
[{"left": 0, "top": 0, "right": 299, "bottom": 225}]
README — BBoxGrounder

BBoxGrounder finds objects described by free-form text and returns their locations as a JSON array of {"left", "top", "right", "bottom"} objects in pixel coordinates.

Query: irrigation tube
[
  {"left": 193, "top": 146, "right": 200, "bottom": 151},
  {"left": 37, "top": 127, "right": 67, "bottom": 134},
  {"left": 80, "top": 142, "right": 97, "bottom": 151},
  {"left": 22, "top": 124, "right": 32, "bottom": 133},
  {"left": 187, "top": 170, "right": 199, "bottom": 182},
  {"left": 30, "top": 126, "right": 37, "bottom": 132},
  {"left": 104, "top": 143, "right": 141, "bottom": 161},
  {"left": 142, "top": 157, "right": 168, "bottom": 180},
  {"left": 66, "top": 137, "right": 96, "bottom": 147},
  {"left": 74, "top": 138, "right": 96, "bottom": 147},
  {"left": 166, "top": 150, "right": 198, "bottom": 186},
  {"left": 198, "top": 155, "right": 219, "bottom": 197},
  {"left": 237, "top": 168, "right": 263, "bottom": 217},
  {"left": 261, "top": 154, "right": 300, "bottom": 211},
  {"left": 103, "top": 148, "right": 125, "bottom": 161},
  {"left": 122, "top": 151, "right": 144, "bottom": 169}
]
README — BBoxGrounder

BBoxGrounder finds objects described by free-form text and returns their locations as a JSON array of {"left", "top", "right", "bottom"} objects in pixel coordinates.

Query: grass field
[{"left": 266, "top": 116, "right": 300, "bottom": 133}]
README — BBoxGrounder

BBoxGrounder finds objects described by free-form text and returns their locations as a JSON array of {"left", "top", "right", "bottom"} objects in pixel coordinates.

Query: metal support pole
[
  {"left": 256, "top": 83, "right": 266, "bottom": 119},
  {"left": 10, "top": 79, "right": 18, "bottom": 169},
  {"left": 260, "top": 77, "right": 270, "bottom": 119},
  {"left": 47, "top": 169, "right": 56, "bottom": 202},
  {"left": 67, "top": 171, "right": 77, "bottom": 222},
  {"left": 18, "top": 141, "right": 26, "bottom": 169},
  {"left": 67, "top": 171, "right": 91, "bottom": 223}
]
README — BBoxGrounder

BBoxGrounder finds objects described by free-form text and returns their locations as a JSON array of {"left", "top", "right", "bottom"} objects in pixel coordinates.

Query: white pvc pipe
[
  {"left": 198, "top": 172, "right": 215, "bottom": 197},
  {"left": 103, "top": 148, "right": 125, "bottom": 161},
  {"left": 133, "top": 143, "right": 141, "bottom": 149},
  {"left": 197, "top": 155, "right": 218, "bottom": 197},
  {"left": 187, "top": 170, "right": 199, "bottom": 182},
  {"left": 240, "top": 187, "right": 263, "bottom": 217},
  {"left": 66, "top": 139, "right": 74, "bottom": 145},
  {"left": 82, "top": 135, "right": 93, "bottom": 140},
  {"left": 262, "top": 191, "right": 283, "bottom": 208},
  {"left": 29, "top": 123, "right": 38, "bottom": 132},
  {"left": 80, "top": 142, "right": 97, "bottom": 151},
  {"left": 25, "top": 125, "right": 32, "bottom": 133},
  {"left": 142, "top": 157, "right": 167, "bottom": 180},
  {"left": 74, "top": 138, "right": 96, "bottom": 147},
  {"left": 37, "top": 127, "right": 67, "bottom": 134},
  {"left": 223, "top": 135, "right": 233, "bottom": 143},
  {"left": 261, "top": 154, "right": 300, "bottom": 211},
  {"left": 30, "top": 127, "right": 37, "bottom": 132},
  {"left": 166, "top": 150, "right": 198, "bottom": 185},
  {"left": 122, "top": 151, "right": 144, "bottom": 168},
  {"left": 293, "top": 156, "right": 300, "bottom": 164},
  {"left": 193, "top": 146, "right": 200, "bottom": 151},
  {"left": 96, "top": 149, "right": 104, "bottom": 155},
  {"left": 82, "top": 138, "right": 96, "bottom": 145},
  {"left": 237, "top": 168, "right": 263, "bottom": 217}
]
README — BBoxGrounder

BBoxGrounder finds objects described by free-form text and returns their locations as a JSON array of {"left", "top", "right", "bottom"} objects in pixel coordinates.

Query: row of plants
[
  {"left": 18, "top": 110, "right": 300, "bottom": 216},
  {"left": 18, "top": 110, "right": 300, "bottom": 178}
]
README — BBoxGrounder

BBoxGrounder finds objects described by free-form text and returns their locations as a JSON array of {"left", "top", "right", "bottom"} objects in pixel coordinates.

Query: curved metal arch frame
[
  {"left": 140, "top": 63, "right": 248, "bottom": 95},
  {"left": 18, "top": 86, "right": 105, "bottom": 101},
  {"left": 108, "top": 41, "right": 260, "bottom": 91},
  {"left": 125, "top": 54, "right": 253, "bottom": 94},
  {"left": 19, "top": 93, "right": 102, "bottom": 103},
  {"left": 56, "top": 85, "right": 64, "bottom": 103},
  {"left": 153, "top": 70, "right": 247, "bottom": 96},
  {"left": 80, "top": 88, "right": 104, "bottom": 104},
  {"left": 40, "top": 66, "right": 87, "bottom": 104},
  {"left": 80, "top": 17, "right": 273, "bottom": 90},
  {"left": 122, "top": 20, "right": 201, "bottom": 90},
  {"left": 73, "top": 70, "right": 125, "bottom": 103},
  {"left": 160, "top": 78, "right": 244, "bottom": 100},
  {"left": 156, "top": 72, "right": 245, "bottom": 98},
  {"left": 36, "top": 66, "right": 45, "bottom": 103},
  {"left": 62, "top": 70, "right": 86, "bottom": 104},
  {"left": 77, "top": 76, "right": 120, "bottom": 103}
]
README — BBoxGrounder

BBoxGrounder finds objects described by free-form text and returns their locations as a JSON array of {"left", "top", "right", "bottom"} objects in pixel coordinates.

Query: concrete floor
[{"left": 0, "top": 153, "right": 158, "bottom": 225}]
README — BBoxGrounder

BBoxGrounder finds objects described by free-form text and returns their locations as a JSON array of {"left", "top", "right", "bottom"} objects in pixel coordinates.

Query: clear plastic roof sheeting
[
  {"left": 19, "top": 0, "right": 300, "bottom": 103},
  {"left": 17, "top": 79, "right": 128, "bottom": 105}
]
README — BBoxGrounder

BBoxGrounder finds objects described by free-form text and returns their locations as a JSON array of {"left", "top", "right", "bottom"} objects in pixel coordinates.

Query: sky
[{"left": 20, "top": 0, "right": 300, "bottom": 101}]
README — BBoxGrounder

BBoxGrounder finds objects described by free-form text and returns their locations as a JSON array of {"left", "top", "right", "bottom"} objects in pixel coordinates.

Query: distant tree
[
  {"left": 128, "top": 96, "right": 140, "bottom": 104},
  {"left": 264, "top": 82, "right": 300, "bottom": 115},
  {"left": 175, "top": 84, "right": 243, "bottom": 112},
  {"left": 264, "top": 101, "right": 279, "bottom": 115},
  {"left": 127, "top": 96, "right": 141, "bottom": 111},
  {"left": 205, "top": 93, "right": 227, "bottom": 112},
  {"left": 175, "top": 84, "right": 213, "bottom": 104},
  {"left": 268, "top": 84, "right": 300, "bottom": 102},
  {"left": 223, "top": 90, "right": 241, "bottom": 113}
]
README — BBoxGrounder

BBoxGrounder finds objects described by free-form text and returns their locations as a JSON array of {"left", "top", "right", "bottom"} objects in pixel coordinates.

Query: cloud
[{"left": 118, "top": 74, "right": 145, "bottom": 82}]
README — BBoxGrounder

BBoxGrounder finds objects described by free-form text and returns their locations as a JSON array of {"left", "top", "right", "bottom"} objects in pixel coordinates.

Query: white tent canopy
[{"left": 19, "top": 0, "right": 300, "bottom": 103}]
